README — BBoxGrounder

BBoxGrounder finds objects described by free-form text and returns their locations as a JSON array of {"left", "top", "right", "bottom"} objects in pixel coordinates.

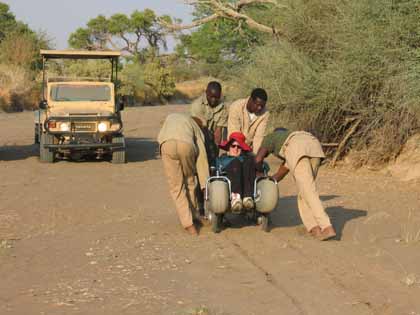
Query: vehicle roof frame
[{"left": 40, "top": 50, "right": 121, "bottom": 102}]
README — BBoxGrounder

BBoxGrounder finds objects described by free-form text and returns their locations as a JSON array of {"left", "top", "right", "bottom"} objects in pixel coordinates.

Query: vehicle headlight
[
  {"left": 60, "top": 122, "right": 70, "bottom": 132},
  {"left": 98, "top": 122, "right": 108, "bottom": 132}
]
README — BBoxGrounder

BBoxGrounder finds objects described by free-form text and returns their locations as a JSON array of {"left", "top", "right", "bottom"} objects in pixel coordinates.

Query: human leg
[
  {"left": 223, "top": 158, "right": 243, "bottom": 211},
  {"left": 294, "top": 157, "right": 332, "bottom": 231},
  {"left": 296, "top": 191, "right": 318, "bottom": 232},
  {"left": 161, "top": 141, "right": 194, "bottom": 229},
  {"left": 309, "top": 157, "right": 335, "bottom": 239},
  {"left": 241, "top": 155, "right": 256, "bottom": 209},
  {"left": 242, "top": 155, "right": 256, "bottom": 198},
  {"left": 177, "top": 142, "right": 198, "bottom": 212},
  {"left": 224, "top": 158, "right": 242, "bottom": 194}
]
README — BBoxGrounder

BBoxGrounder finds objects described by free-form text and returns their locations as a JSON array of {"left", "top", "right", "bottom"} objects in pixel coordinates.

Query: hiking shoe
[
  {"left": 319, "top": 226, "right": 336, "bottom": 241},
  {"left": 231, "top": 193, "right": 242, "bottom": 213},
  {"left": 309, "top": 226, "right": 322, "bottom": 238},
  {"left": 185, "top": 225, "right": 198, "bottom": 236},
  {"left": 242, "top": 197, "right": 255, "bottom": 209}
]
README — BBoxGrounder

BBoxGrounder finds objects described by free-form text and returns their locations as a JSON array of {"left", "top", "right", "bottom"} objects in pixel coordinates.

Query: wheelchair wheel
[
  {"left": 255, "top": 178, "right": 279, "bottom": 213},
  {"left": 260, "top": 213, "right": 270, "bottom": 233},
  {"left": 211, "top": 212, "right": 224, "bottom": 233},
  {"left": 208, "top": 180, "right": 230, "bottom": 214}
]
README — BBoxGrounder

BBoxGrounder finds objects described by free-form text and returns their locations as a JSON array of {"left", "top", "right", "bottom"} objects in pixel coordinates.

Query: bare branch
[
  {"left": 161, "top": 0, "right": 282, "bottom": 36},
  {"left": 331, "top": 119, "right": 362, "bottom": 167},
  {"left": 159, "top": 13, "right": 219, "bottom": 31},
  {"left": 120, "top": 34, "right": 132, "bottom": 52},
  {"left": 211, "top": 0, "right": 280, "bottom": 35}
]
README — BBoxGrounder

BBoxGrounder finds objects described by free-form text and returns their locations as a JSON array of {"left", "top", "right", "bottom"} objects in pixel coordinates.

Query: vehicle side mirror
[
  {"left": 39, "top": 100, "right": 47, "bottom": 109},
  {"left": 117, "top": 98, "right": 125, "bottom": 111}
]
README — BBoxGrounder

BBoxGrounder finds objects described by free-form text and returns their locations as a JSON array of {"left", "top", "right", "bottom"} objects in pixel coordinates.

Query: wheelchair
[{"left": 204, "top": 163, "right": 279, "bottom": 233}]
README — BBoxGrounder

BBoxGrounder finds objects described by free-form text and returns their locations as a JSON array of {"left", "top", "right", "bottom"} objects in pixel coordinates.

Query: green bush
[{"left": 119, "top": 60, "right": 176, "bottom": 105}]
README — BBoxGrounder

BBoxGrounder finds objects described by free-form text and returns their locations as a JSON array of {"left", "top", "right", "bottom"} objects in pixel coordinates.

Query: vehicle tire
[
  {"left": 34, "top": 124, "right": 40, "bottom": 144},
  {"left": 111, "top": 136, "right": 126, "bottom": 164},
  {"left": 211, "top": 212, "right": 223, "bottom": 233},
  {"left": 40, "top": 133, "right": 55, "bottom": 163},
  {"left": 207, "top": 180, "right": 229, "bottom": 214},
  {"left": 261, "top": 213, "right": 270, "bottom": 232},
  {"left": 255, "top": 178, "right": 279, "bottom": 213}
]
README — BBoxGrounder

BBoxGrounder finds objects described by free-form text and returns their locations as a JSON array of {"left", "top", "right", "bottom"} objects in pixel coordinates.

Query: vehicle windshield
[{"left": 51, "top": 85, "right": 111, "bottom": 102}]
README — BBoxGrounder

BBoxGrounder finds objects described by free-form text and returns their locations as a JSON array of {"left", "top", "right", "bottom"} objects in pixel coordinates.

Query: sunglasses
[{"left": 230, "top": 144, "right": 242, "bottom": 149}]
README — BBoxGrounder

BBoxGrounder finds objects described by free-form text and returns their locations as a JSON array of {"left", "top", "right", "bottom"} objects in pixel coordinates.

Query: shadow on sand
[
  {"left": 221, "top": 194, "right": 367, "bottom": 240},
  {"left": 0, "top": 137, "right": 159, "bottom": 163},
  {"left": 126, "top": 137, "right": 159, "bottom": 163},
  {"left": 270, "top": 195, "right": 367, "bottom": 240},
  {"left": 0, "top": 144, "right": 38, "bottom": 161}
]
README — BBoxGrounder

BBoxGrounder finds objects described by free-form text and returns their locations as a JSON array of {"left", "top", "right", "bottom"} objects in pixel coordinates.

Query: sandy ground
[{"left": 1, "top": 104, "right": 420, "bottom": 315}]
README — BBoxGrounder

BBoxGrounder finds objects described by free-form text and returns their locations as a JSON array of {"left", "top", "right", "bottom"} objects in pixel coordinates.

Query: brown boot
[
  {"left": 185, "top": 225, "right": 198, "bottom": 236},
  {"left": 309, "top": 226, "right": 322, "bottom": 238},
  {"left": 319, "top": 226, "right": 336, "bottom": 241}
]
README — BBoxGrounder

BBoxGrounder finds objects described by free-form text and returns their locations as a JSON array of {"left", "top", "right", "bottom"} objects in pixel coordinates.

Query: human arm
[
  {"left": 255, "top": 146, "right": 269, "bottom": 165},
  {"left": 252, "top": 112, "right": 270, "bottom": 154},
  {"left": 272, "top": 164, "right": 289, "bottom": 182},
  {"left": 213, "top": 126, "right": 223, "bottom": 145},
  {"left": 254, "top": 146, "right": 270, "bottom": 177},
  {"left": 195, "top": 130, "right": 210, "bottom": 190}
]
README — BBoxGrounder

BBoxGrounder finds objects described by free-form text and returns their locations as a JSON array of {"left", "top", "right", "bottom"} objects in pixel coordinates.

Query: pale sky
[{"left": 3, "top": 0, "right": 194, "bottom": 50}]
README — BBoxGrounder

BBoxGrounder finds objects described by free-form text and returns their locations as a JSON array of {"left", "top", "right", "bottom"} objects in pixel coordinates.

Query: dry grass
[
  {"left": 0, "top": 65, "right": 39, "bottom": 112},
  {"left": 230, "top": 0, "right": 420, "bottom": 166}
]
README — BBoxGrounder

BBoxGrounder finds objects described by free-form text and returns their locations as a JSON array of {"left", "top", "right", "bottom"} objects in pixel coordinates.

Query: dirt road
[{"left": 1, "top": 105, "right": 420, "bottom": 315}]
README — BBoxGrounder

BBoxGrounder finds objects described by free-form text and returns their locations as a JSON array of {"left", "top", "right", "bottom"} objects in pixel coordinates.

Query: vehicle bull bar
[{"left": 44, "top": 143, "right": 124, "bottom": 150}]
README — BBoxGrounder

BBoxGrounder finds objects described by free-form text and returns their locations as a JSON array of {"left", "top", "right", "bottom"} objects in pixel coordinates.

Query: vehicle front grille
[{"left": 73, "top": 122, "right": 97, "bottom": 132}]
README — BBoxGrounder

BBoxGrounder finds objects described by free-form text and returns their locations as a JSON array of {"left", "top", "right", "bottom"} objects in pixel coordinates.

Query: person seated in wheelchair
[{"left": 216, "top": 132, "right": 256, "bottom": 212}]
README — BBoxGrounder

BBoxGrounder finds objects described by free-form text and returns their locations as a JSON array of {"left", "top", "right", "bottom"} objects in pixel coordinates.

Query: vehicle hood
[{"left": 48, "top": 102, "right": 115, "bottom": 117}]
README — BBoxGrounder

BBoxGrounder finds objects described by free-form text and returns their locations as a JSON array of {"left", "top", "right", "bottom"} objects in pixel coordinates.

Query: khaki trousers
[
  {"left": 293, "top": 157, "right": 332, "bottom": 231},
  {"left": 161, "top": 140, "right": 198, "bottom": 228}
]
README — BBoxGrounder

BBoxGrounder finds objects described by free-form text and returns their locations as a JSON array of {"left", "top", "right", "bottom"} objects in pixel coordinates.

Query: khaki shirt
[
  {"left": 158, "top": 113, "right": 210, "bottom": 188},
  {"left": 279, "top": 131, "right": 325, "bottom": 173},
  {"left": 228, "top": 98, "right": 270, "bottom": 154},
  {"left": 190, "top": 95, "right": 228, "bottom": 133}
]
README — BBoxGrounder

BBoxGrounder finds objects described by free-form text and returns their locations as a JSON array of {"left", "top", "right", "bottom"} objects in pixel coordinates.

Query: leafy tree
[
  {"left": 174, "top": 2, "right": 269, "bottom": 76},
  {"left": 0, "top": 2, "right": 39, "bottom": 41},
  {"left": 68, "top": 9, "right": 178, "bottom": 102},
  {"left": 177, "top": 19, "right": 261, "bottom": 63},
  {"left": 0, "top": 2, "right": 51, "bottom": 70},
  {"left": 0, "top": 2, "right": 18, "bottom": 40},
  {"left": 68, "top": 9, "right": 172, "bottom": 61}
]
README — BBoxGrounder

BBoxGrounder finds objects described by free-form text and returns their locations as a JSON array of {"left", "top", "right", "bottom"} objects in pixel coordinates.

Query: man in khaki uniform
[
  {"left": 190, "top": 81, "right": 228, "bottom": 165},
  {"left": 158, "top": 113, "right": 209, "bottom": 235},
  {"left": 255, "top": 129, "right": 336, "bottom": 240},
  {"left": 228, "top": 88, "right": 270, "bottom": 154}
]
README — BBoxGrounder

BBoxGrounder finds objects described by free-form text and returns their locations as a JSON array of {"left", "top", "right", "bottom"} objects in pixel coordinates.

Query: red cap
[{"left": 219, "top": 131, "right": 252, "bottom": 152}]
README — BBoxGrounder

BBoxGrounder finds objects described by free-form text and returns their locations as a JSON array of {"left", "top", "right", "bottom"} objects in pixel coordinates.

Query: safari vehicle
[{"left": 35, "top": 50, "right": 126, "bottom": 163}]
